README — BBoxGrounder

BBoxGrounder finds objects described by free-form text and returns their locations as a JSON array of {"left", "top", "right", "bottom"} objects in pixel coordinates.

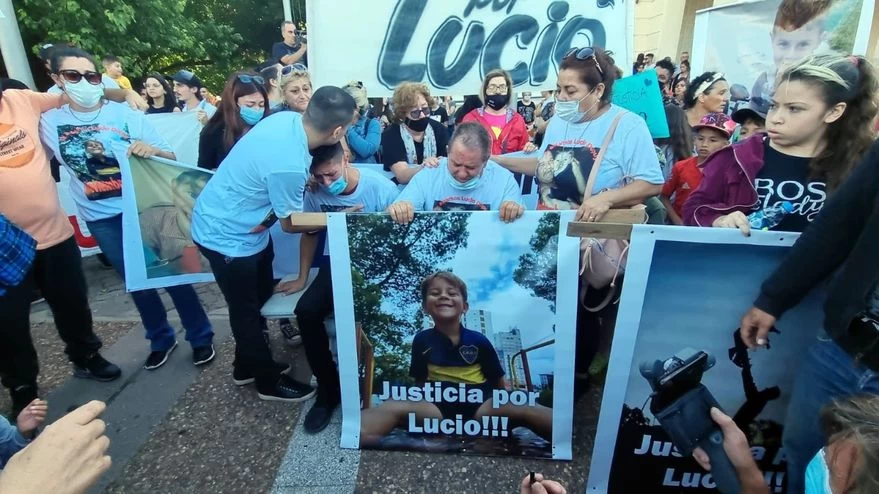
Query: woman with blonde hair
[
  {"left": 380, "top": 82, "right": 449, "bottom": 184},
  {"left": 462, "top": 69, "right": 532, "bottom": 154},
  {"left": 277, "top": 63, "right": 312, "bottom": 113}
]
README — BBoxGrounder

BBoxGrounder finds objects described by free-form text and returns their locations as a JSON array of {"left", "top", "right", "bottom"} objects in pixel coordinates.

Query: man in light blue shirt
[
  {"left": 388, "top": 122, "right": 525, "bottom": 224},
  {"left": 192, "top": 86, "right": 357, "bottom": 403}
]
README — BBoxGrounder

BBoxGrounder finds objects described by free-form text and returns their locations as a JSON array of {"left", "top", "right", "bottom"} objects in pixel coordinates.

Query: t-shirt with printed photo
[
  {"left": 537, "top": 105, "right": 664, "bottom": 210},
  {"left": 394, "top": 159, "right": 521, "bottom": 212},
  {"left": 40, "top": 102, "right": 173, "bottom": 222}
]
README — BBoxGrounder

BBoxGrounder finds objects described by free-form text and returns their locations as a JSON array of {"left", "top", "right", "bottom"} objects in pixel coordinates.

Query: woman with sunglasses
[
  {"left": 342, "top": 81, "right": 381, "bottom": 163},
  {"left": 492, "top": 47, "right": 664, "bottom": 399},
  {"left": 684, "top": 71, "right": 730, "bottom": 127},
  {"left": 380, "top": 82, "right": 449, "bottom": 184},
  {"left": 143, "top": 73, "right": 179, "bottom": 114},
  {"left": 198, "top": 72, "right": 270, "bottom": 170},
  {"left": 277, "top": 64, "right": 312, "bottom": 113},
  {"left": 461, "top": 69, "right": 533, "bottom": 155},
  {"left": 39, "top": 47, "right": 216, "bottom": 372}
]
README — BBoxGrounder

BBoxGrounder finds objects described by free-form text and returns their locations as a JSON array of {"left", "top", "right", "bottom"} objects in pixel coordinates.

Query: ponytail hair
[
  {"left": 779, "top": 54, "right": 879, "bottom": 190},
  {"left": 683, "top": 71, "right": 726, "bottom": 110}
]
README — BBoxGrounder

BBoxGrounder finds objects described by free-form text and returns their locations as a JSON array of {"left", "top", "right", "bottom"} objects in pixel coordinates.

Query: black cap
[
  {"left": 732, "top": 96, "right": 770, "bottom": 124},
  {"left": 171, "top": 70, "right": 203, "bottom": 88}
]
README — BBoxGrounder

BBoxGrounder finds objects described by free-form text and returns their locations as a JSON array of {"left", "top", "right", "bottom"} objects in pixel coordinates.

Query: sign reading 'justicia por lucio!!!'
[{"left": 307, "top": 0, "right": 630, "bottom": 97}]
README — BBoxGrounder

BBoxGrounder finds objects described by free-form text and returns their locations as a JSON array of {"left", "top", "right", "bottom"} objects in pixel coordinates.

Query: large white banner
[{"left": 308, "top": 0, "right": 633, "bottom": 96}]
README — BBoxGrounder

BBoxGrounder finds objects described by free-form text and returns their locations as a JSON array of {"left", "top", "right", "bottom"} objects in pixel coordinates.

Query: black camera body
[{"left": 640, "top": 348, "right": 742, "bottom": 494}]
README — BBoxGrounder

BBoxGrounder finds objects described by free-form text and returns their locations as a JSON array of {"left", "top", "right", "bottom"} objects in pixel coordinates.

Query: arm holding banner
[
  {"left": 491, "top": 154, "right": 538, "bottom": 176},
  {"left": 276, "top": 232, "right": 319, "bottom": 295},
  {"left": 578, "top": 181, "right": 660, "bottom": 222}
]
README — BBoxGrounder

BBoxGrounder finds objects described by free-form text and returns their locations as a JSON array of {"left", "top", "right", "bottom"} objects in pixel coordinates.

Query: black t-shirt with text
[{"left": 755, "top": 141, "right": 826, "bottom": 233}]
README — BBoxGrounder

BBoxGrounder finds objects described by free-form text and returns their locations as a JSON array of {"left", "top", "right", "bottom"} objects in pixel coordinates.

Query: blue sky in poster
[{"left": 621, "top": 240, "right": 825, "bottom": 424}]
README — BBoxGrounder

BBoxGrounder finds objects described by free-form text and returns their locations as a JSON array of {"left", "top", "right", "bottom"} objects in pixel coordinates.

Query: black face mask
[
  {"left": 406, "top": 117, "right": 430, "bottom": 132},
  {"left": 485, "top": 94, "right": 509, "bottom": 110}
]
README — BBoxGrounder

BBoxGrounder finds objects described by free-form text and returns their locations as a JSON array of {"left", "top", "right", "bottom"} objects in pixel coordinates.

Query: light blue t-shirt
[
  {"left": 192, "top": 112, "right": 311, "bottom": 257},
  {"left": 304, "top": 167, "right": 399, "bottom": 255},
  {"left": 537, "top": 104, "right": 663, "bottom": 209},
  {"left": 395, "top": 159, "right": 522, "bottom": 211},
  {"left": 183, "top": 99, "right": 217, "bottom": 118}
]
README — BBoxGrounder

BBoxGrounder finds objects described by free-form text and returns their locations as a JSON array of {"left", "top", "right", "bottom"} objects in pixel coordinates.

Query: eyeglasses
[
  {"left": 564, "top": 47, "right": 604, "bottom": 76},
  {"left": 486, "top": 84, "right": 508, "bottom": 94},
  {"left": 237, "top": 74, "right": 265, "bottom": 85},
  {"left": 57, "top": 70, "right": 103, "bottom": 85},
  {"left": 409, "top": 106, "right": 431, "bottom": 119},
  {"left": 281, "top": 63, "right": 308, "bottom": 76}
]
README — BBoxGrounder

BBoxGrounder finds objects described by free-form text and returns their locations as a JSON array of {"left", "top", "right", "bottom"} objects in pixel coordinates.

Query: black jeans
[
  {"left": 197, "top": 241, "right": 279, "bottom": 389},
  {"left": 0, "top": 236, "right": 102, "bottom": 390},
  {"left": 295, "top": 266, "right": 340, "bottom": 401}
]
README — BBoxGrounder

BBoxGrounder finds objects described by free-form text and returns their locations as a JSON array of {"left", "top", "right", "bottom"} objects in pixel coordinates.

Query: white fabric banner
[
  {"left": 145, "top": 111, "right": 202, "bottom": 166},
  {"left": 307, "top": 0, "right": 632, "bottom": 96}
]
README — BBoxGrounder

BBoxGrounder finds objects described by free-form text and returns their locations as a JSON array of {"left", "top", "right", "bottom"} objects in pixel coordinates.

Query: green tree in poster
[
  {"left": 828, "top": 6, "right": 859, "bottom": 53},
  {"left": 514, "top": 213, "right": 560, "bottom": 312}
]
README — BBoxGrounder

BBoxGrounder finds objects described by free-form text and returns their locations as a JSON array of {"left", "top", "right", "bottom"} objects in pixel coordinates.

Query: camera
[{"left": 640, "top": 348, "right": 741, "bottom": 493}]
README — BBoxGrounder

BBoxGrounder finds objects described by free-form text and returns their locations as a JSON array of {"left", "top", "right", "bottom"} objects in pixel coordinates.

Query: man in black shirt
[{"left": 271, "top": 21, "right": 307, "bottom": 67}]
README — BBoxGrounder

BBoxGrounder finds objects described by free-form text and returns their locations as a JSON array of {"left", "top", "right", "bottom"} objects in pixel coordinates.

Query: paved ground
[{"left": 7, "top": 255, "right": 604, "bottom": 493}]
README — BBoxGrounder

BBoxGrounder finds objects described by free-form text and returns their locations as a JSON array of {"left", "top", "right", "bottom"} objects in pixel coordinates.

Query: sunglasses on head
[
  {"left": 564, "top": 47, "right": 604, "bottom": 76},
  {"left": 281, "top": 63, "right": 308, "bottom": 76},
  {"left": 58, "top": 70, "right": 103, "bottom": 85},
  {"left": 237, "top": 74, "right": 265, "bottom": 85},
  {"left": 409, "top": 106, "right": 431, "bottom": 119}
]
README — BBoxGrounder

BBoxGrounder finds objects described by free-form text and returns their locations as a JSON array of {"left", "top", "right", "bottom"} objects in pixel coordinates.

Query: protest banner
[
  {"left": 145, "top": 111, "right": 202, "bottom": 166},
  {"left": 691, "top": 0, "right": 872, "bottom": 113},
  {"left": 329, "top": 210, "right": 578, "bottom": 459},
  {"left": 612, "top": 70, "right": 669, "bottom": 138},
  {"left": 587, "top": 225, "right": 824, "bottom": 493},
  {"left": 118, "top": 148, "right": 215, "bottom": 291},
  {"left": 307, "top": 0, "right": 632, "bottom": 96}
]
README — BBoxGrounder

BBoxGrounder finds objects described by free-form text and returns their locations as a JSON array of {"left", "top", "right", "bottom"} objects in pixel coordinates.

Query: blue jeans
[
  {"left": 86, "top": 214, "right": 213, "bottom": 351},
  {"left": 782, "top": 337, "right": 879, "bottom": 494}
]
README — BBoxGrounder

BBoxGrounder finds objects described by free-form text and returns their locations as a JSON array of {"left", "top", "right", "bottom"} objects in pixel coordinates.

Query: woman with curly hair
[{"left": 380, "top": 82, "right": 449, "bottom": 184}]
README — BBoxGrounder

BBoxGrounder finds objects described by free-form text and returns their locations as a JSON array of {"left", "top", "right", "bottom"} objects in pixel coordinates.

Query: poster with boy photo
[
  {"left": 692, "top": 0, "right": 870, "bottom": 114},
  {"left": 119, "top": 147, "right": 216, "bottom": 291},
  {"left": 328, "top": 210, "right": 579, "bottom": 459}
]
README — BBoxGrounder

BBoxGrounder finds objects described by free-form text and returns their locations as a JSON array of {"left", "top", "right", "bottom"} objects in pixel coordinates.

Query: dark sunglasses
[
  {"left": 58, "top": 70, "right": 103, "bottom": 85},
  {"left": 237, "top": 74, "right": 265, "bottom": 85},
  {"left": 564, "top": 47, "right": 604, "bottom": 76},
  {"left": 409, "top": 106, "right": 431, "bottom": 119},
  {"left": 280, "top": 63, "right": 308, "bottom": 76}
]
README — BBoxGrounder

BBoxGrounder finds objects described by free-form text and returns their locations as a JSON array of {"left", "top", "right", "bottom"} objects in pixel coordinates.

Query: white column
[
  {"left": 0, "top": 0, "right": 36, "bottom": 89},
  {"left": 282, "top": 0, "right": 292, "bottom": 22}
]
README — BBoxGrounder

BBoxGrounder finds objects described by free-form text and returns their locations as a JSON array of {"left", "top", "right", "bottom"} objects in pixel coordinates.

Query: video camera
[{"left": 640, "top": 348, "right": 742, "bottom": 494}]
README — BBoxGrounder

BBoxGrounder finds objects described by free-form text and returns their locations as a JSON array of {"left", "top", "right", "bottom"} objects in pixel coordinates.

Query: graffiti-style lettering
[
  {"left": 427, "top": 18, "right": 486, "bottom": 88},
  {"left": 481, "top": 15, "right": 539, "bottom": 83}
]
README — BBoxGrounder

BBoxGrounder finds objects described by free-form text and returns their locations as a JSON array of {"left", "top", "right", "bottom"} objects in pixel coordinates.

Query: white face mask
[
  {"left": 64, "top": 79, "right": 104, "bottom": 109},
  {"left": 554, "top": 90, "right": 599, "bottom": 123}
]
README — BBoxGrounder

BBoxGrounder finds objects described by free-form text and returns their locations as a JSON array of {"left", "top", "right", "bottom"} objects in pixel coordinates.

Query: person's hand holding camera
[
  {"left": 693, "top": 408, "right": 768, "bottom": 494},
  {"left": 739, "top": 307, "right": 777, "bottom": 349}
]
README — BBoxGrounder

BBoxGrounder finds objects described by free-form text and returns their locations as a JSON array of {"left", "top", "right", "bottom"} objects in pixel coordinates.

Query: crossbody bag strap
[{"left": 582, "top": 111, "right": 626, "bottom": 201}]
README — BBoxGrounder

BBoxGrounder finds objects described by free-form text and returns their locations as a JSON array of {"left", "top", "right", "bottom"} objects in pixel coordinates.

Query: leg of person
[
  {"left": 475, "top": 401, "right": 553, "bottom": 441},
  {"left": 574, "top": 294, "right": 603, "bottom": 400},
  {"left": 164, "top": 284, "right": 215, "bottom": 366},
  {"left": 198, "top": 243, "right": 313, "bottom": 402},
  {"left": 85, "top": 215, "right": 177, "bottom": 370},
  {"left": 783, "top": 338, "right": 864, "bottom": 494},
  {"left": 34, "top": 237, "right": 120, "bottom": 382},
  {"left": 359, "top": 400, "right": 443, "bottom": 447},
  {"left": 0, "top": 267, "right": 40, "bottom": 418},
  {"left": 294, "top": 266, "right": 340, "bottom": 433}
]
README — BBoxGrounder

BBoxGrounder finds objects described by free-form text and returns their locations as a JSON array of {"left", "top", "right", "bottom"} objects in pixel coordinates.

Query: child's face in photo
[
  {"left": 771, "top": 22, "right": 824, "bottom": 68},
  {"left": 423, "top": 278, "right": 467, "bottom": 321}
]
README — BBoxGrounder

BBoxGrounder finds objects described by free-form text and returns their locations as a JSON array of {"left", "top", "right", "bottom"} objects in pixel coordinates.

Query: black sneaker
[
  {"left": 192, "top": 344, "right": 215, "bottom": 366},
  {"left": 73, "top": 353, "right": 122, "bottom": 382},
  {"left": 232, "top": 362, "right": 291, "bottom": 386},
  {"left": 10, "top": 385, "right": 38, "bottom": 420},
  {"left": 257, "top": 374, "right": 316, "bottom": 402},
  {"left": 279, "top": 319, "right": 302, "bottom": 346},
  {"left": 144, "top": 341, "right": 178, "bottom": 370},
  {"left": 304, "top": 392, "right": 340, "bottom": 434}
]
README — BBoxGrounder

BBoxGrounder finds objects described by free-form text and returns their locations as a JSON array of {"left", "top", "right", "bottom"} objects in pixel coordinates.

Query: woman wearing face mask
[
  {"left": 461, "top": 69, "right": 532, "bottom": 154},
  {"left": 684, "top": 71, "right": 730, "bottom": 127},
  {"left": 683, "top": 55, "right": 878, "bottom": 234},
  {"left": 143, "top": 73, "right": 180, "bottom": 114},
  {"left": 342, "top": 81, "right": 381, "bottom": 163},
  {"left": 380, "top": 82, "right": 449, "bottom": 184},
  {"left": 197, "top": 72, "right": 269, "bottom": 170},
  {"left": 492, "top": 47, "right": 664, "bottom": 398},
  {"left": 277, "top": 64, "right": 312, "bottom": 113}
]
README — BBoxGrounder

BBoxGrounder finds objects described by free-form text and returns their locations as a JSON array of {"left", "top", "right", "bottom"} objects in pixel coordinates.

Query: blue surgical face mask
[
  {"left": 554, "top": 90, "right": 598, "bottom": 123},
  {"left": 805, "top": 449, "right": 833, "bottom": 493},
  {"left": 447, "top": 164, "right": 481, "bottom": 191},
  {"left": 64, "top": 79, "right": 104, "bottom": 109},
  {"left": 239, "top": 105, "right": 264, "bottom": 125},
  {"left": 323, "top": 168, "right": 348, "bottom": 196}
]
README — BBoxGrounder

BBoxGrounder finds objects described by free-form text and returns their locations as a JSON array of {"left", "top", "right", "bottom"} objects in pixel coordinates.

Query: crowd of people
[{"left": 1, "top": 6, "right": 879, "bottom": 491}]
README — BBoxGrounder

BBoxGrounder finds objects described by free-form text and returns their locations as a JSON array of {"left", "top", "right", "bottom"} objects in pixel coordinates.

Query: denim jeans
[
  {"left": 86, "top": 214, "right": 213, "bottom": 351},
  {"left": 782, "top": 337, "right": 879, "bottom": 494}
]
